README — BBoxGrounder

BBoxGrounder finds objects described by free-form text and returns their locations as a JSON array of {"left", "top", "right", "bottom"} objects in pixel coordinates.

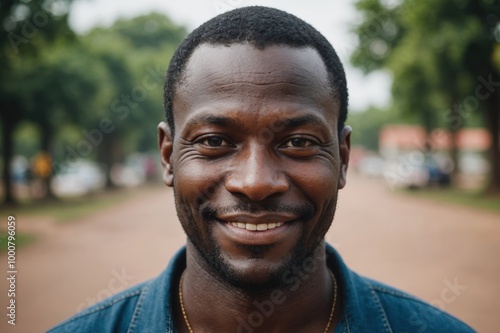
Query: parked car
[
  {"left": 51, "top": 160, "right": 105, "bottom": 196},
  {"left": 384, "top": 151, "right": 452, "bottom": 189},
  {"left": 358, "top": 155, "right": 385, "bottom": 177}
]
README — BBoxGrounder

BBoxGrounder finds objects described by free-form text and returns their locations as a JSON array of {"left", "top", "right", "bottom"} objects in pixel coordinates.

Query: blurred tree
[
  {"left": 76, "top": 37, "right": 133, "bottom": 189},
  {"left": 1, "top": 7, "right": 187, "bottom": 202},
  {"left": 18, "top": 42, "right": 110, "bottom": 197},
  {"left": 1, "top": 0, "right": 74, "bottom": 203},
  {"left": 107, "top": 13, "right": 186, "bottom": 50},
  {"left": 351, "top": 0, "right": 500, "bottom": 192},
  {"left": 81, "top": 13, "right": 186, "bottom": 188}
]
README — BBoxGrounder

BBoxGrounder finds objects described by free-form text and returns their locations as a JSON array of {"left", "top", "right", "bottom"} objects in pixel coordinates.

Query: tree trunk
[
  {"left": 97, "top": 133, "right": 124, "bottom": 190},
  {"left": 485, "top": 88, "right": 500, "bottom": 194},
  {"left": 448, "top": 129, "right": 459, "bottom": 183},
  {"left": 40, "top": 123, "right": 57, "bottom": 200},
  {"left": 448, "top": 96, "right": 461, "bottom": 184},
  {"left": 2, "top": 118, "right": 16, "bottom": 204},
  {"left": 421, "top": 108, "right": 435, "bottom": 136}
]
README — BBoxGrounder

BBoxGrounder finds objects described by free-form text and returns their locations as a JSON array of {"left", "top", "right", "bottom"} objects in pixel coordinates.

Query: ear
[
  {"left": 158, "top": 122, "right": 174, "bottom": 187},
  {"left": 338, "top": 126, "right": 351, "bottom": 189}
]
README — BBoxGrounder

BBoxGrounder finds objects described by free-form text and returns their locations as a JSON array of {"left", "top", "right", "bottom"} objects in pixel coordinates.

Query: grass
[
  {"left": 404, "top": 187, "right": 500, "bottom": 213},
  {"left": 0, "top": 189, "right": 134, "bottom": 224},
  {"left": 0, "top": 232, "right": 36, "bottom": 252},
  {"left": 0, "top": 188, "right": 141, "bottom": 252}
]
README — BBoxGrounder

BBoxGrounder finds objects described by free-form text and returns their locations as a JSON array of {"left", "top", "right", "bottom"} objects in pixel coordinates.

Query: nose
[{"left": 224, "top": 145, "right": 289, "bottom": 201}]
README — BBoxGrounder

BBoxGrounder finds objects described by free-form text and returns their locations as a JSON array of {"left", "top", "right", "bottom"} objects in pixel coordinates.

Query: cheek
[
  {"left": 289, "top": 161, "right": 339, "bottom": 236},
  {"left": 174, "top": 160, "right": 223, "bottom": 207},
  {"left": 174, "top": 162, "right": 223, "bottom": 242},
  {"left": 291, "top": 161, "right": 339, "bottom": 197}
]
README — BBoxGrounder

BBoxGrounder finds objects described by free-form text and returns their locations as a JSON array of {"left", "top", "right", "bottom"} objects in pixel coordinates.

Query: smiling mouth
[{"left": 227, "top": 222, "right": 285, "bottom": 231}]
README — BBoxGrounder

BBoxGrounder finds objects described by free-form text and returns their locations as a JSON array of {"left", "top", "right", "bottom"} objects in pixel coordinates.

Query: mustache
[{"left": 200, "top": 200, "right": 315, "bottom": 221}]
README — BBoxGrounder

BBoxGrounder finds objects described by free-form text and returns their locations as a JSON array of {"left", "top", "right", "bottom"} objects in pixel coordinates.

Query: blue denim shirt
[{"left": 48, "top": 245, "right": 475, "bottom": 332}]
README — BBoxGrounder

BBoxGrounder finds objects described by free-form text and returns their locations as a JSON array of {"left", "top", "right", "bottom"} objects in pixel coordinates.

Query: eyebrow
[
  {"left": 185, "top": 113, "right": 328, "bottom": 131},
  {"left": 281, "top": 114, "right": 327, "bottom": 129},
  {"left": 185, "top": 114, "right": 242, "bottom": 128}
]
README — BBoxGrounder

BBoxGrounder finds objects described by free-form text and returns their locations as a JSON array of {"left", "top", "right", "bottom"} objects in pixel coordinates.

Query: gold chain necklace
[{"left": 179, "top": 270, "right": 338, "bottom": 333}]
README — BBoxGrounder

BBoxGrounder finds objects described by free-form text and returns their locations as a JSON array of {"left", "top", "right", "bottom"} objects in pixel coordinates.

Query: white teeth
[
  {"left": 256, "top": 224, "right": 268, "bottom": 231},
  {"left": 245, "top": 224, "right": 257, "bottom": 231},
  {"left": 229, "top": 222, "right": 285, "bottom": 231}
]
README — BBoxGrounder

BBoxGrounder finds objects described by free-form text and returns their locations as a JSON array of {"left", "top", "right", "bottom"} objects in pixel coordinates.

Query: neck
[{"left": 178, "top": 243, "right": 340, "bottom": 333}]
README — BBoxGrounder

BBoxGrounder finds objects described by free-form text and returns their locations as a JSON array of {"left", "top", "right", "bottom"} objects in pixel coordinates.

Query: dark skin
[{"left": 159, "top": 44, "right": 351, "bottom": 332}]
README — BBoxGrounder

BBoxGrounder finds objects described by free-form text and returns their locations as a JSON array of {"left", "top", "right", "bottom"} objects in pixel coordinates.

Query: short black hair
[{"left": 163, "top": 6, "right": 348, "bottom": 136}]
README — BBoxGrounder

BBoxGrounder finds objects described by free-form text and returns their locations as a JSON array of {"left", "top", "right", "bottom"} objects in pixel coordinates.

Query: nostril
[{"left": 225, "top": 171, "right": 289, "bottom": 202}]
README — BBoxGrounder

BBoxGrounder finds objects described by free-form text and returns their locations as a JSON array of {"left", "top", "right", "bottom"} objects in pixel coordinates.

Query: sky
[{"left": 69, "top": 0, "right": 392, "bottom": 112}]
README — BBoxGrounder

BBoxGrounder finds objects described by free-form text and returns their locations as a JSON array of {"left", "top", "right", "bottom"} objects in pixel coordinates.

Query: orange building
[{"left": 379, "top": 125, "right": 491, "bottom": 154}]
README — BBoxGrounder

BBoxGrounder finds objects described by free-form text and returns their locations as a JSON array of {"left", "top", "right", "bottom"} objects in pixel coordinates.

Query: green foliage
[
  {"left": 351, "top": 0, "right": 499, "bottom": 129},
  {"left": 1, "top": 5, "right": 188, "bottom": 202},
  {"left": 17, "top": 41, "right": 106, "bottom": 124},
  {"left": 13, "top": 122, "right": 40, "bottom": 157},
  {"left": 1, "top": 0, "right": 78, "bottom": 203},
  {"left": 98, "top": 13, "right": 186, "bottom": 50},
  {"left": 0, "top": 0, "right": 75, "bottom": 67},
  {"left": 351, "top": 0, "right": 500, "bottom": 190},
  {"left": 77, "top": 13, "right": 187, "bottom": 180},
  {"left": 29, "top": 191, "right": 131, "bottom": 223},
  {"left": 0, "top": 232, "right": 35, "bottom": 252},
  {"left": 0, "top": 188, "right": 133, "bottom": 223},
  {"left": 404, "top": 188, "right": 500, "bottom": 214}
]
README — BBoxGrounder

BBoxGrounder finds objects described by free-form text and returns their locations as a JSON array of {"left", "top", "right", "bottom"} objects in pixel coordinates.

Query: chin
[
  {"left": 194, "top": 239, "right": 310, "bottom": 293},
  {"left": 231, "top": 258, "right": 292, "bottom": 288}
]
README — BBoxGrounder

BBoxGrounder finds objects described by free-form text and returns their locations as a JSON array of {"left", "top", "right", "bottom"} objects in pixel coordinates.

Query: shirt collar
[
  {"left": 128, "top": 247, "right": 186, "bottom": 333},
  {"left": 325, "top": 243, "right": 392, "bottom": 332},
  {"left": 129, "top": 245, "right": 390, "bottom": 333}
]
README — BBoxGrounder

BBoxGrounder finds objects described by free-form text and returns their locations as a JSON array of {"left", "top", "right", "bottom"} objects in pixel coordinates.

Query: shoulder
[
  {"left": 47, "top": 247, "right": 187, "bottom": 333},
  {"left": 325, "top": 244, "right": 475, "bottom": 332},
  {"left": 364, "top": 277, "right": 475, "bottom": 333},
  {"left": 47, "top": 281, "right": 148, "bottom": 333}
]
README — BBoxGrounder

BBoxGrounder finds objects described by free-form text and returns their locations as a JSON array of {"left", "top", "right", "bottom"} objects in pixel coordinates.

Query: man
[{"left": 49, "top": 6, "right": 474, "bottom": 333}]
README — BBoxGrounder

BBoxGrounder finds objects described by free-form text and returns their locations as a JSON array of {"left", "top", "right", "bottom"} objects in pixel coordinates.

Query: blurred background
[{"left": 0, "top": 0, "right": 499, "bottom": 332}]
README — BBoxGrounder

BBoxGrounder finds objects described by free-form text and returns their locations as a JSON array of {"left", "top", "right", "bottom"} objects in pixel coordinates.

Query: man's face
[{"left": 159, "top": 43, "right": 350, "bottom": 289}]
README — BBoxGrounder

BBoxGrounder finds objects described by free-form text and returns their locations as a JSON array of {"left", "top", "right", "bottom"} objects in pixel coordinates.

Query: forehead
[{"left": 173, "top": 43, "right": 339, "bottom": 130}]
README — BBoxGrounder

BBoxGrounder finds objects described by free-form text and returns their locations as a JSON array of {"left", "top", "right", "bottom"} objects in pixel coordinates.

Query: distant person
[
  {"left": 32, "top": 152, "right": 52, "bottom": 179},
  {"left": 424, "top": 142, "right": 452, "bottom": 187},
  {"left": 49, "top": 7, "right": 474, "bottom": 332},
  {"left": 31, "top": 151, "right": 52, "bottom": 198}
]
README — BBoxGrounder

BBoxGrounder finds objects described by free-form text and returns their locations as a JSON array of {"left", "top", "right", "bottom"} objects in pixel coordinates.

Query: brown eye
[
  {"left": 199, "top": 136, "right": 232, "bottom": 148},
  {"left": 285, "top": 138, "right": 313, "bottom": 148},
  {"left": 205, "top": 137, "right": 223, "bottom": 147}
]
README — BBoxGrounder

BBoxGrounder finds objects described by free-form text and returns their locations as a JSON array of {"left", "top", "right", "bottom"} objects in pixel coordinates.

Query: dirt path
[{"left": 1, "top": 174, "right": 499, "bottom": 332}]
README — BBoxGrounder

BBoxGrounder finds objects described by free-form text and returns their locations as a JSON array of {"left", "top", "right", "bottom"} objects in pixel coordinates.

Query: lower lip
[{"left": 216, "top": 220, "right": 295, "bottom": 246}]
